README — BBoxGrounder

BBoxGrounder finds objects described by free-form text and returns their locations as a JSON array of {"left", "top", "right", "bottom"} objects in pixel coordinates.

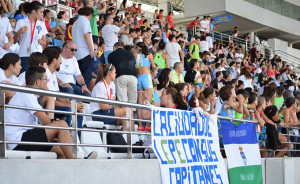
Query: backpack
[{"left": 107, "top": 133, "right": 127, "bottom": 153}]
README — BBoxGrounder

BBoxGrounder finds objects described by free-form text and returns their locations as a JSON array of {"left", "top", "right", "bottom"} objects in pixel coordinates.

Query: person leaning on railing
[{"left": 0, "top": 53, "right": 22, "bottom": 103}]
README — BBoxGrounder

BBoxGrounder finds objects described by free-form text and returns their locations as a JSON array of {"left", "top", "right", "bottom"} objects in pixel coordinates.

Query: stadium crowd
[{"left": 0, "top": 0, "right": 300, "bottom": 159}]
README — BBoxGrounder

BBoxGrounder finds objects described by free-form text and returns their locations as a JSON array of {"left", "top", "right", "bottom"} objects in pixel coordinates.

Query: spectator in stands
[
  {"left": 0, "top": 0, "right": 13, "bottom": 17},
  {"left": 72, "top": 6, "right": 94, "bottom": 88},
  {"left": 0, "top": 53, "right": 21, "bottom": 102},
  {"left": 198, "top": 87, "right": 216, "bottom": 114},
  {"left": 274, "top": 74, "right": 282, "bottom": 87},
  {"left": 158, "top": 9, "right": 164, "bottom": 25},
  {"left": 90, "top": 63, "right": 135, "bottom": 131},
  {"left": 83, "top": 0, "right": 106, "bottom": 44},
  {"left": 42, "top": 46, "right": 84, "bottom": 135},
  {"left": 108, "top": 42, "right": 137, "bottom": 103},
  {"left": 56, "top": 11, "right": 67, "bottom": 32},
  {"left": 14, "top": 2, "right": 29, "bottom": 22},
  {"left": 65, "top": 17, "right": 77, "bottom": 41},
  {"left": 43, "top": 10, "right": 65, "bottom": 42},
  {"left": 102, "top": 13, "right": 129, "bottom": 63},
  {"left": 56, "top": 41, "right": 91, "bottom": 96},
  {"left": 281, "top": 69, "right": 289, "bottom": 82},
  {"left": 157, "top": 68, "right": 173, "bottom": 90},
  {"left": 238, "top": 67, "right": 253, "bottom": 90},
  {"left": 200, "top": 16, "right": 209, "bottom": 33},
  {"left": 211, "top": 71, "right": 224, "bottom": 96},
  {"left": 153, "top": 40, "right": 169, "bottom": 77},
  {"left": 171, "top": 62, "right": 184, "bottom": 84},
  {"left": 219, "top": 85, "right": 244, "bottom": 118},
  {"left": 210, "top": 19, "right": 218, "bottom": 32},
  {"left": 18, "top": 52, "right": 48, "bottom": 85},
  {"left": 188, "top": 36, "right": 201, "bottom": 62},
  {"left": 234, "top": 49, "right": 244, "bottom": 62},
  {"left": 0, "top": 7, "right": 13, "bottom": 59},
  {"left": 149, "top": 39, "right": 159, "bottom": 54},
  {"left": 200, "top": 35, "right": 209, "bottom": 53},
  {"left": 5, "top": 66, "right": 73, "bottom": 159},
  {"left": 186, "top": 17, "right": 200, "bottom": 42},
  {"left": 250, "top": 43, "right": 258, "bottom": 62},
  {"left": 14, "top": 1, "right": 47, "bottom": 73},
  {"left": 166, "top": 11, "right": 174, "bottom": 29},
  {"left": 165, "top": 34, "right": 184, "bottom": 68},
  {"left": 160, "top": 87, "right": 184, "bottom": 110},
  {"left": 120, "top": 28, "right": 135, "bottom": 46},
  {"left": 173, "top": 83, "right": 188, "bottom": 110},
  {"left": 75, "top": 1, "right": 84, "bottom": 14}
]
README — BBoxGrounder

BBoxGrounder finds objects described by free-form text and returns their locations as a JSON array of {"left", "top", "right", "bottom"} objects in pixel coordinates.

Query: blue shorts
[
  {"left": 194, "top": 82, "right": 203, "bottom": 88},
  {"left": 92, "top": 109, "right": 116, "bottom": 125},
  {"left": 137, "top": 74, "right": 153, "bottom": 90}
]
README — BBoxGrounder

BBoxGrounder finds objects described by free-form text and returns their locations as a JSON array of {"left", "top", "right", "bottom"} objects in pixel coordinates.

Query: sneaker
[
  {"left": 145, "top": 126, "right": 151, "bottom": 132},
  {"left": 85, "top": 151, "right": 98, "bottom": 159},
  {"left": 138, "top": 126, "right": 145, "bottom": 131}
]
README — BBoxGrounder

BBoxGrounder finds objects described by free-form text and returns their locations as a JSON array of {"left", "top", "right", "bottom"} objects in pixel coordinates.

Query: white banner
[{"left": 151, "top": 107, "right": 229, "bottom": 184}]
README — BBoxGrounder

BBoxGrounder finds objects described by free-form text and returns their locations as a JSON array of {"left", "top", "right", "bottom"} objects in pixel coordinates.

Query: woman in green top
[
  {"left": 274, "top": 86, "right": 285, "bottom": 109},
  {"left": 153, "top": 41, "right": 169, "bottom": 78}
]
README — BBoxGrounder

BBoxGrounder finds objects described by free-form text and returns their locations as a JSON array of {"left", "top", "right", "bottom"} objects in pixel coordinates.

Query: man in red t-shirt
[
  {"left": 158, "top": 9, "right": 164, "bottom": 26},
  {"left": 187, "top": 17, "right": 200, "bottom": 42}
]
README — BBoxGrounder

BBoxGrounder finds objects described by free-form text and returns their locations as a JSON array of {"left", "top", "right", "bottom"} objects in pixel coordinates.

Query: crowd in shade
[{"left": 0, "top": 0, "right": 299, "bottom": 158}]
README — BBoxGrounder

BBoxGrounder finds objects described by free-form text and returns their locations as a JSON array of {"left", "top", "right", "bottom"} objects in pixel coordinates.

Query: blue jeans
[
  {"left": 54, "top": 106, "right": 83, "bottom": 138},
  {"left": 186, "top": 29, "right": 193, "bottom": 43},
  {"left": 78, "top": 55, "right": 93, "bottom": 88},
  {"left": 59, "top": 83, "right": 91, "bottom": 96},
  {"left": 20, "top": 57, "right": 29, "bottom": 73},
  {"left": 104, "top": 50, "right": 113, "bottom": 64}
]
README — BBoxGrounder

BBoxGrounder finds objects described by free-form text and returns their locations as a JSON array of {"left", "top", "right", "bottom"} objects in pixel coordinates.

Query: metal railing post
[
  {"left": 287, "top": 127, "right": 291, "bottom": 157},
  {"left": 220, "top": 34, "right": 223, "bottom": 45},
  {"left": 71, "top": 100, "right": 78, "bottom": 159},
  {"left": 126, "top": 107, "right": 132, "bottom": 159},
  {"left": 0, "top": 90, "right": 5, "bottom": 159}
]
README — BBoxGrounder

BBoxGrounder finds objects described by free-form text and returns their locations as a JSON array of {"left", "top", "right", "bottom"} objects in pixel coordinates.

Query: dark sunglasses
[{"left": 66, "top": 46, "right": 77, "bottom": 52}]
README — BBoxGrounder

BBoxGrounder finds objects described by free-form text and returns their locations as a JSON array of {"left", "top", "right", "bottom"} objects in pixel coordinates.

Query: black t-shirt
[
  {"left": 176, "top": 104, "right": 187, "bottom": 110},
  {"left": 108, "top": 48, "right": 137, "bottom": 78}
]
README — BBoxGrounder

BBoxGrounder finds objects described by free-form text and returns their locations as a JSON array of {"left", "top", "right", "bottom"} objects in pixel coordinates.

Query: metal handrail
[{"left": 0, "top": 84, "right": 300, "bottom": 159}]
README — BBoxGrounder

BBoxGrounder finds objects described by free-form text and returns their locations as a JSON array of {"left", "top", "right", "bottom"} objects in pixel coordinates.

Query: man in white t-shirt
[
  {"left": 165, "top": 34, "right": 184, "bottom": 68},
  {"left": 0, "top": 16, "right": 14, "bottom": 59},
  {"left": 234, "top": 49, "right": 244, "bottom": 62},
  {"left": 72, "top": 6, "right": 94, "bottom": 88},
  {"left": 102, "top": 13, "right": 129, "bottom": 63},
  {"left": 5, "top": 66, "right": 73, "bottom": 159},
  {"left": 43, "top": 46, "right": 85, "bottom": 133},
  {"left": 56, "top": 41, "right": 91, "bottom": 96}
]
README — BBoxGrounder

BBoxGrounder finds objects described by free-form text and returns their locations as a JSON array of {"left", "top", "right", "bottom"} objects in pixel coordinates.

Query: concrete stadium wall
[{"left": 0, "top": 158, "right": 299, "bottom": 184}]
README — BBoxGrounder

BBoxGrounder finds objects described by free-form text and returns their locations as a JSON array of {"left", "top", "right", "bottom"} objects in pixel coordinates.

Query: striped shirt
[{"left": 102, "top": 24, "right": 120, "bottom": 52}]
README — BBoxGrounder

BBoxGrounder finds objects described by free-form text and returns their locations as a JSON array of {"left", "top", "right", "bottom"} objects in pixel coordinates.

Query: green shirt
[
  {"left": 171, "top": 70, "right": 185, "bottom": 84},
  {"left": 234, "top": 103, "right": 247, "bottom": 125},
  {"left": 90, "top": 8, "right": 99, "bottom": 36},
  {"left": 188, "top": 43, "right": 201, "bottom": 62},
  {"left": 274, "top": 96, "right": 284, "bottom": 110}
]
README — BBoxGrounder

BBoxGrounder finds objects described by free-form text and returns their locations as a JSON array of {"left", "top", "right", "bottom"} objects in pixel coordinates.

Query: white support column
[{"left": 250, "top": 32, "right": 255, "bottom": 45}]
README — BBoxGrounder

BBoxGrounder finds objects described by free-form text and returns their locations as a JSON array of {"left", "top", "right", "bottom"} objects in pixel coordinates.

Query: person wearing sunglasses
[{"left": 56, "top": 41, "right": 91, "bottom": 96}]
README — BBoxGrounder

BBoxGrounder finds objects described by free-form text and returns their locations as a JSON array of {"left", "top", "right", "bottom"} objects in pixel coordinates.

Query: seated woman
[
  {"left": 219, "top": 85, "right": 244, "bottom": 118},
  {"left": 198, "top": 87, "right": 216, "bottom": 114},
  {"left": 0, "top": 53, "right": 22, "bottom": 103},
  {"left": 90, "top": 63, "right": 134, "bottom": 131},
  {"left": 173, "top": 83, "right": 189, "bottom": 110},
  {"left": 157, "top": 68, "right": 174, "bottom": 91}
]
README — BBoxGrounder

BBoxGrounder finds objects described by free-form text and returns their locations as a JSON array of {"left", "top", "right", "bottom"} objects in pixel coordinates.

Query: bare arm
[
  {"left": 179, "top": 49, "right": 184, "bottom": 63},
  {"left": 254, "top": 111, "right": 265, "bottom": 127},
  {"left": 163, "top": 54, "right": 170, "bottom": 68},
  {"left": 38, "top": 35, "right": 47, "bottom": 47}
]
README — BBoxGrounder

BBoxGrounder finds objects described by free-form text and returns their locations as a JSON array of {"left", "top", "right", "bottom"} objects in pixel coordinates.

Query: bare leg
[
  {"left": 50, "top": 146, "right": 66, "bottom": 159},
  {"left": 115, "top": 108, "right": 134, "bottom": 131},
  {"left": 45, "top": 120, "right": 73, "bottom": 159},
  {"left": 137, "top": 90, "right": 144, "bottom": 130}
]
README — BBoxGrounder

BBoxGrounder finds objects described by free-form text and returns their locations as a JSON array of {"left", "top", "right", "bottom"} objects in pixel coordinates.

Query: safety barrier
[{"left": 0, "top": 83, "right": 299, "bottom": 159}]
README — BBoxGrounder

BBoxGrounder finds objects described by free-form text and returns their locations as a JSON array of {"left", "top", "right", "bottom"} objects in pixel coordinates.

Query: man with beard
[{"left": 43, "top": 46, "right": 85, "bottom": 135}]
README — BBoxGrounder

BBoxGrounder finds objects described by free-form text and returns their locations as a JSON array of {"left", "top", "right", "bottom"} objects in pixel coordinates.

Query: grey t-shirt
[{"left": 56, "top": 19, "right": 66, "bottom": 29}]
